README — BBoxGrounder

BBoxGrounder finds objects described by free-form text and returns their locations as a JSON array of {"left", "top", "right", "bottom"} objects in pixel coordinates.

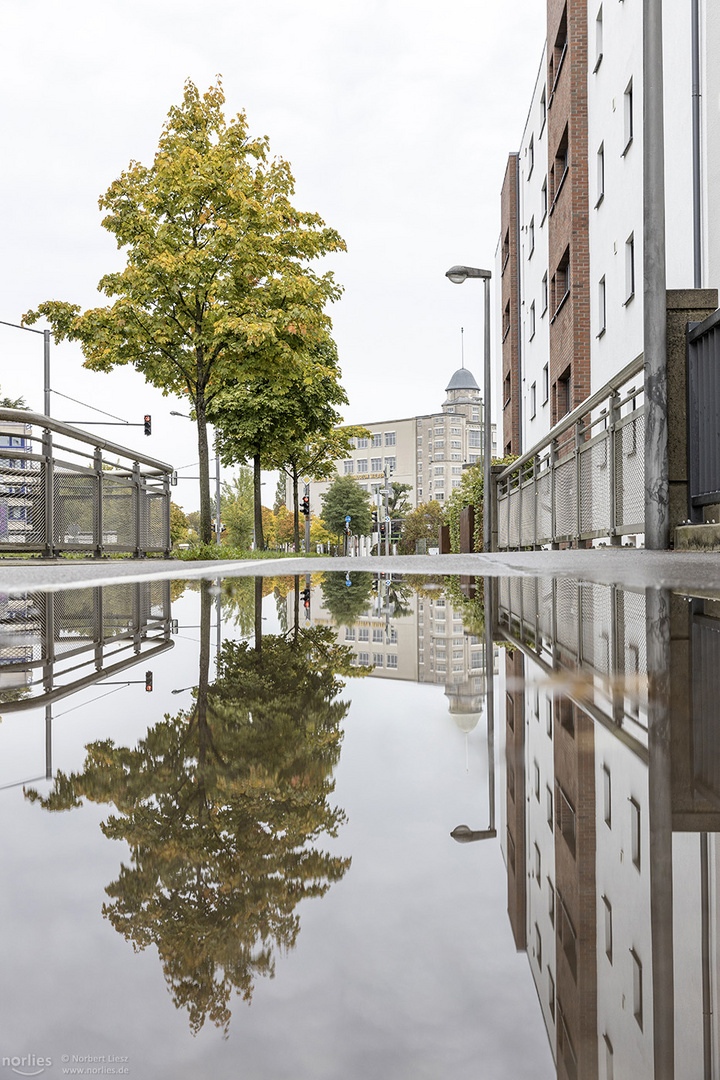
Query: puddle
[{"left": 0, "top": 571, "right": 715, "bottom": 1078}]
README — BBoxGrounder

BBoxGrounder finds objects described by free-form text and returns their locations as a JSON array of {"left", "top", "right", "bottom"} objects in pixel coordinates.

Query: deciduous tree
[
  {"left": 24, "top": 80, "right": 345, "bottom": 543},
  {"left": 320, "top": 475, "right": 372, "bottom": 542}
]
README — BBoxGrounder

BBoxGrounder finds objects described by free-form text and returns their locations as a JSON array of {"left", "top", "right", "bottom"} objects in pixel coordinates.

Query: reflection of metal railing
[
  {"left": 0, "top": 581, "right": 173, "bottom": 713},
  {"left": 496, "top": 576, "right": 648, "bottom": 758},
  {"left": 687, "top": 309, "right": 720, "bottom": 519},
  {"left": 0, "top": 408, "right": 172, "bottom": 556},
  {"left": 495, "top": 355, "right": 644, "bottom": 549}
]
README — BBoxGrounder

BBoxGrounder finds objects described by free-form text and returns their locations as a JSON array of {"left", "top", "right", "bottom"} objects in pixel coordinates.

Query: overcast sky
[{"left": 1, "top": 0, "right": 546, "bottom": 510}]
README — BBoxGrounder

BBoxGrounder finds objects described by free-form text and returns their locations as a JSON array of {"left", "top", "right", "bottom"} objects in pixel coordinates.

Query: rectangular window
[
  {"left": 594, "top": 5, "right": 603, "bottom": 70},
  {"left": 604, "top": 1035, "right": 614, "bottom": 1080},
  {"left": 534, "top": 760, "right": 541, "bottom": 801},
  {"left": 541, "top": 273, "right": 548, "bottom": 314},
  {"left": 372, "top": 653, "right": 384, "bottom": 667},
  {"left": 528, "top": 135, "right": 535, "bottom": 177},
  {"left": 371, "top": 433, "right": 382, "bottom": 448},
  {"left": 371, "top": 457, "right": 382, "bottom": 472},
  {"left": 542, "top": 363, "right": 549, "bottom": 404},
  {"left": 434, "top": 466, "right": 444, "bottom": 476},
  {"left": 546, "top": 694, "right": 553, "bottom": 734},
  {"left": 372, "top": 627, "right": 383, "bottom": 642},
  {"left": 548, "top": 971, "right": 555, "bottom": 1021},
  {"left": 358, "top": 652, "right": 370, "bottom": 665},
  {"left": 534, "top": 842, "right": 541, "bottom": 884},
  {"left": 598, "top": 276, "right": 607, "bottom": 335},
  {"left": 540, "top": 86, "right": 547, "bottom": 132},
  {"left": 384, "top": 431, "right": 396, "bottom": 446},
  {"left": 541, "top": 178, "right": 548, "bottom": 221},
  {"left": 385, "top": 456, "right": 396, "bottom": 472},
  {"left": 343, "top": 460, "right": 354, "bottom": 475},
  {"left": 556, "top": 782, "right": 577, "bottom": 857},
  {"left": 504, "top": 373, "right": 511, "bottom": 408},
  {"left": 624, "top": 78, "right": 634, "bottom": 153},
  {"left": 551, "top": 6, "right": 568, "bottom": 91},
  {"left": 357, "top": 437, "right": 368, "bottom": 449},
  {"left": 502, "top": 228, "right": 510, "bottom": 270},
  {"left": 529, "top": 300, "right": 536, "bottom": 339},
  {"left": 546, "top": 784, "right": 553, "bottom": 828},
  {"left": 553, "top": 246, "right": 570, "bottom": 313},
  {"left": 557, "top": 367, "right": 571, "bottom": 418},
  {"left": 603, "top": 764, "right": 611, "bottom": 826},
  {"left": 358, "top": 627, "right": 369, "bottom": 642},
  {"left": 603, "top": 895, "right": 613, "bottom": 962},
  {"left": 530, "top": 382, "right": 537, "bottom": 420},
  {"left": 596, "top": 143, "right": 605, "bottom": 206},
  {"left": 630, "top": 797, "right": 641, "bottom": 869},
  {"left": 503, "top": 301, "right": 511, "bottom": 340},
  {"left": 631, "top": 949, "right": 643, "bottom": 1029},
  {"left": 468, "top": 428, "right": 482, "bottom": 448},
  {"left": 548, "top": 880, "right": 555, "bottom": 927},
  {"left": 357, "top": 458, "right": 368, "bottom": 473},
  {"left": 535, "top": 922, "right": 542, "bottom": 970},
  {"left": 387, "top": 654, "right": 398, "bottom": 669},
  {"left": 551, "top": 126, "right": 569, "bottom": 206},
  {"left": 625, "top": 234, "right": 635, "bottom": 303},
  {"left": 528, "top": 216, "right": 535, "bottom": 257}
]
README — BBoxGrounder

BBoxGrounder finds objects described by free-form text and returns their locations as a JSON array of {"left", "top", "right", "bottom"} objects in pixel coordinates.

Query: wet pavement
[{"left": 0, "top": 568, "right": 717, "bottom": 1078}]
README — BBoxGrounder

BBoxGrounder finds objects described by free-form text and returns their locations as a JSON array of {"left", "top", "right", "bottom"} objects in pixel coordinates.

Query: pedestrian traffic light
[
  {"left": 144, "top": 414, "right": 152, "bottom": 436},
  {"left": 301, "top": 495, "right": 310, "bottom": 516},
  {"left": 145, "top": 671, "right": 153, "bottom": 692}
]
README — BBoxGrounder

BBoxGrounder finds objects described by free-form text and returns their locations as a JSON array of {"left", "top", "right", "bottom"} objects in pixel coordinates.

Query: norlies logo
[{"left": 2, "top": 1056, "right": 52, "bottom": 1077}]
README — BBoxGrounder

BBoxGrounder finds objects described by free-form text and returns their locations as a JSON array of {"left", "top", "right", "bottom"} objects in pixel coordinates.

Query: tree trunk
[
  {"left": 253, "top": 454, "right": 264, "bottom": 550},
  {"left": 293, "top": 468, "right": 300, "bottom": 552},
  {"left": 254, "top": 576, "right": 263, "bottom": 653},
  {"left": 196, "top": 396, "right": 212, "bottom": 545}
]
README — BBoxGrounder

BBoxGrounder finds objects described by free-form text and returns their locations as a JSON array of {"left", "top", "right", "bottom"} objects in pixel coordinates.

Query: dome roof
[{"left": 445, "top": 367, "right": 480, "bottom": 393}]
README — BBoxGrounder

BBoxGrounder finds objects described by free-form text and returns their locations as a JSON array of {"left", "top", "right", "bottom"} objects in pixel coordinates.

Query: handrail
[
  {"left": 0, "top": 408, "right": 173, "bottom": 473},
  {"left": 496, "top": 352, "right": 644, "bottom": 480}
]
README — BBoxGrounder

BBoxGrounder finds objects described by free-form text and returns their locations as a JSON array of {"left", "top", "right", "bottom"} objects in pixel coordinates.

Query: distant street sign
[
  {"left": 302, "top": 476, "right": 310, "bottom": 485},
  {"left": 345, "top": 515, "right": 351, "bottom": 523}
]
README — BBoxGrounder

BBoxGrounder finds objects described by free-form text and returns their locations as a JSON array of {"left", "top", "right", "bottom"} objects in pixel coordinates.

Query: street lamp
[
  {"left": 445, "top": 265, "right": 492, "bottom": 551},
  {"left": 0, "top": 320, "right": 51, "bottom": 415}
]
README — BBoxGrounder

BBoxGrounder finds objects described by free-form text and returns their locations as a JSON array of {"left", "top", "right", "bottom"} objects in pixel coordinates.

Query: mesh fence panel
[
  {"left": 554, "top": 458, "right": 577, "bottom": 538},
  {"left": 615, "top": 411, "right": 645, "bottom": 530},
  {"left": 537, "top": 469, "right": 552, "bottom": 544},
  {"left": 54, "top": 472, "right": 96, "bottom": 547},
  {"left": 102, "top": 476, "right": 136, "bottom": 548},
  {"left": 521, "top": 482, "right": 535, "bottom": 546},
  {"left": 508, "top": 487, "right": 520, "bottom": 548},
  {"left": 579, "top": 437, "right": 611, "bottom": 536},
  {"left": 538, "top": 578, "right": 554, "bottom": 640},
  {"left": 498, "top": 495, "right": 509, "bottom": 548},
  {"left": 555, "top": 578, "right": 579, "bottom": 656},
  {"left": 522, "top": 576, "right": 538, "bottom": 631},
  {"left": 580, "top": 583, "right": 612, "bottom": 674},
  {"left": 146, "top": 492, "right": 167, "bottom": 551}
]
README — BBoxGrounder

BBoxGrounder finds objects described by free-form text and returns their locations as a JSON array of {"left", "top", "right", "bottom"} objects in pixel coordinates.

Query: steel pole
[
  {"left": 644, "top": 0, "right": 669, "bottom": 549},
  {"left": 215, "top": 442, "right": 221, "bottom": 546},
  {"left": 43, "top": 329, "right": 51, "bottom": 417},
  {"left": 483, "top": 276, "right": 492, "bottom": 551}
]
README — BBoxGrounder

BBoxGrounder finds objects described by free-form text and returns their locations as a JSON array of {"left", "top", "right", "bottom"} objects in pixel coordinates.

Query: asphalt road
[{"left": 3, "top": 549, "right": 720, "bottom": 595}]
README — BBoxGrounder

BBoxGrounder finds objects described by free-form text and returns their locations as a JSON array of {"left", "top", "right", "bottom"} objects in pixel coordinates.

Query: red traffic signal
[
  {"left": 144, "top": 415, "right": 152, "bottom": 436},
  {"left": 301, "top": 495, "right": 310, "bottom": 516},
  {"left": 145, "top": 671, "right": 153, "bottom": 692}
]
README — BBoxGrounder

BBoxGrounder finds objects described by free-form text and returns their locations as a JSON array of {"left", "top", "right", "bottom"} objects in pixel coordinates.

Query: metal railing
[
  {"left": 495, "top": 355, "right": 645, "bottom": 549},
  {"left": 0, "top": 408, "right": 173, "bottom": 556},
  {"left": 0, "top": 580, "right": 173, "bottom": 713},
  {"left": 687, "top": 308, "right": 720, "bottom": 520},
  {"left": 496, "top": 575, "right": 649, "bottom": 758}
]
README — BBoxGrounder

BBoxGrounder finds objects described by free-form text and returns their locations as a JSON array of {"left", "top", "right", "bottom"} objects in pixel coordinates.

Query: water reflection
[
  {"left": 2, "top": 570, "right": 719, "bottom": 1075},
  {"left": 25, "top": 582, "right": 359, "bottom": 1036}
]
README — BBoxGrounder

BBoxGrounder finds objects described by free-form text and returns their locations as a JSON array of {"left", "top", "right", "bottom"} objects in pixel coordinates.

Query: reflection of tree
[
  {"left": 320, "top": 571, "right": 374, "bottom": 626},
  {"left": 26, "top": 585, "right": 358, "bottom": 1036}
]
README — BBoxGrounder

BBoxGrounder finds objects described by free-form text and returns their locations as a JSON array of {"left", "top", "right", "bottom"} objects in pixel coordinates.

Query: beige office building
[{"left": 288, "top": 366, "right": 497, "bottom": 514}]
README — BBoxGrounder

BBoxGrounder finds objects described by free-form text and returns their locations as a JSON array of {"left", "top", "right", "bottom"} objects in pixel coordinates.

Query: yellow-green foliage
[{"left": 442, "top": 456, "right": 519, "bottom": 552}]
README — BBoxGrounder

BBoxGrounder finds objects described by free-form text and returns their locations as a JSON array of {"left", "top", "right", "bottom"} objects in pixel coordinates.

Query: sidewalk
[{"left": 3, "top": 549, "right": 720, "bottom": 594}]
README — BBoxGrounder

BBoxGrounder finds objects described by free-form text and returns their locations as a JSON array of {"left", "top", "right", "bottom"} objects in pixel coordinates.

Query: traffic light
[
  {"left": 145, "top": 671, "right": 153, "bottom": 692},
  {"left": 301, "top": 495, "right": 310, "bottom": 516},
  {"left": 380, "top": 523, "right": 386, "bottom": 538},
  {"left": 300, "top": 587, "right": 311, "bottom": 609},
  {"left": 144, "top": 414, "right": 152, "bottom": 436},
  {"left": 371, "top": 511, "right": 378, "bottom": 529}
]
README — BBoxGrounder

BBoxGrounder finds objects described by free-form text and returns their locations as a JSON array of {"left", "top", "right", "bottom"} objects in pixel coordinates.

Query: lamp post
[
  {"left": 0, "top": 320, "right": 51, "bottom": 415},
  {"left": 445, "top": 266, "right": 492, "bottom": 551}
]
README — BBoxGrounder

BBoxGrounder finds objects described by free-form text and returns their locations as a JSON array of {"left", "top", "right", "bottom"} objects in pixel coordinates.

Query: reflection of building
[
  {"left": 496, "top": 576, "right": 720, "bottom": 1079},
  {"left": 288, "top": 368, "right": 497, "bottom": 514},
  {"left": 0, "top": 417, "right": 32, "bottom": 543},
  {"left": 292, "top": 577, "right": 497, "bottom": 713}
]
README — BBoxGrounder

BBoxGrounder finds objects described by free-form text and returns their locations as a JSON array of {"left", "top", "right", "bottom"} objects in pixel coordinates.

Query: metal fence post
[
  {"left": 163, "top": 472, "right": 172, "bottom": 556},
  {"left": 550, "top": 438, "right": 559, "bottom": 550},
  {"left": 42, "top": 428, "right": 55, "bottom": 558},
  {"left": 575, "top": 420, "right": 583, "bottom": 547},
  {"left": 608, "top": 391, "right": 621, "bottom": 545},
  {"left": 94, "top": 446, "right": 104, "bottom": 558},
  {"left": 533, "top": 456, "right": 539, "bottom": 550},
  {"left": 133, "top": 462, "right": 144, "bottom": 558}
]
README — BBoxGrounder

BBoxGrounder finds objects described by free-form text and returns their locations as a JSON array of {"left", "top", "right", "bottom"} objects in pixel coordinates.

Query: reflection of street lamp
[
  {"left": 451, "top": 574, "right": 496, "bottom": 845},
  {"left": 445, "top": 265, "right": 492, "bottom": 551},
  {"left": 170, "top": 411, "right": 221, "bottom": 545},
  {"left": 0, "top": 320, "right": 51, "bottom": 415}
]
